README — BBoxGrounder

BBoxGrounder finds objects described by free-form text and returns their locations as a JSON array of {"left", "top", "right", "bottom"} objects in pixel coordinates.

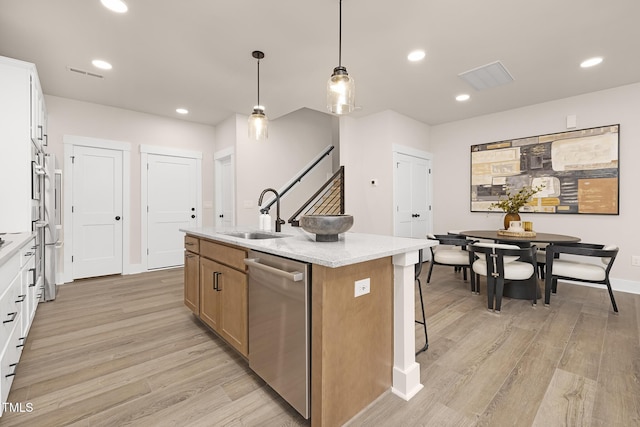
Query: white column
[{"left": 391, "top": 250, "right": 423, "bottom": 400}]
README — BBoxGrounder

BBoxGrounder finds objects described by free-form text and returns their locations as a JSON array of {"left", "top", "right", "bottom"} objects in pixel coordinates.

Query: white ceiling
[{"left": 2, "top": 0, "right": 640, "bottom": 127}]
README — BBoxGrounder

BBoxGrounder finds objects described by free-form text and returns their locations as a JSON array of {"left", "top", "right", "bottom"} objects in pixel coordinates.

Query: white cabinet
[
  {"left": 0, "top": 235, "right": 38, "bottom": 414},
  {"left": 0, "top": 55, "right": 46, "bottom": 233}
]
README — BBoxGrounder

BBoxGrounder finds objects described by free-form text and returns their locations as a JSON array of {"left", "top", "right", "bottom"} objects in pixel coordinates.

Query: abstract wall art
[{"left": 470, "top": 124, "right": 619, "bottom": 215}]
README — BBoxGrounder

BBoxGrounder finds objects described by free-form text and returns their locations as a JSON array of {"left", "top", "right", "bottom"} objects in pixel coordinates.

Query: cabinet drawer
[
  {"left": 0, "top": 273, "right": 21, "bottom": 346},
  {"left": 200, "top": 240, "right": 246, "bottom": 272},
  {"left": 0, "top": 253, "right": 20, "bottom": 295},
  {"left": 19, "top": 238, "right": 36, "bottom": 267},
  {"left": 1, "top": 311, "right": 23, "bottom": 405},
  {"left": 184, "top": 236, "right": 200, "bottom": 254}
]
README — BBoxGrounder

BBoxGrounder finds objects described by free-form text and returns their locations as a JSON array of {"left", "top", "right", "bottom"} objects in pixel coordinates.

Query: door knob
[
  {"left": 115, "top": 216, "right": 121, "bottom": 221},
  {"left": 191, "top": 215, "right": 196, "bottom": 219},
  {"left": 191, "top": 207, "right": 195, "bottom": 211},
  {"left": 219, "top": 214, "right": 224, "bottom": 218}
]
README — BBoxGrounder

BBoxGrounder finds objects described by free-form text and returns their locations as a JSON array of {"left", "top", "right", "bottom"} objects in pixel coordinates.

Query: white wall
[
  {"left": 430, "top": 82, "right": 640, "bottom": 289},
  {"left": 45, "top": 95, "right": 216, "bottom": 270},
  {"left": 340, "top": 110, "right": 431, "bottom": 235},
  {"left": 234, "top": 108, "right": 337, "bottom": 227}
]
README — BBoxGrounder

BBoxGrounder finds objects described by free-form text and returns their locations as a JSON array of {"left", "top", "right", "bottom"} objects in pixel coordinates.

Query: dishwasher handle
[{"left": 244, "top": 258, "right": 304, "bottom": 282}]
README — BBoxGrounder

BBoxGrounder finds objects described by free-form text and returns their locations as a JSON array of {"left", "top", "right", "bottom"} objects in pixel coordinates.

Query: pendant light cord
[
  {"left": 256, "top": 58, "right": 260, "bottom": 106},
  {"left": 338, "top": 0, "right": 342, "bottom": 67}
]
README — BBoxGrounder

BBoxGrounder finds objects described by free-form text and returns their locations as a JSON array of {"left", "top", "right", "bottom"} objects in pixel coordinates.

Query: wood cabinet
[
  {"left": 183, "top": 236, "right": 200, "bottom": 315},
  {"left": 184, "top": 235, "right": 248, "bottom": 357}
]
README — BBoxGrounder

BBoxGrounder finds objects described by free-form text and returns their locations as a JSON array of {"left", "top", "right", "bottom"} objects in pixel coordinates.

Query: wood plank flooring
[{"left": 3, "top": 265, "right": 639, "bottom": 426}]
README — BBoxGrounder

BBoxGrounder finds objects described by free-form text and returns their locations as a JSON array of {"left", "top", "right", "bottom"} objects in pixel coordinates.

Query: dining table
[{"left": 458, "top": 230, "right": 581, "bottom": 300}]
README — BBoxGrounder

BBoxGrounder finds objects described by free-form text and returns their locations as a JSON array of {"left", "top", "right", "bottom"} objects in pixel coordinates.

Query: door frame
[
  {"left": 63, "top": 135, "right": 131, "bottom": 283},
  {"left": 392, "top": 144, "right": 433, "bottom": 237},
  {"left": 140, "top": 144, "right": 202, "bottom": 272},
  {"left": 214, "top": 147, "right": 235, "bottom": 227}
]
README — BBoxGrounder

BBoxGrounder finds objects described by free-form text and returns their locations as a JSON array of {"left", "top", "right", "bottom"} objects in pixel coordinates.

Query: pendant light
[
  {"left": 327, "top": 0, "right": 355, "bottom": 115},
  {"left": 248, "top": 50, "right": 268, "bottom": 140}
]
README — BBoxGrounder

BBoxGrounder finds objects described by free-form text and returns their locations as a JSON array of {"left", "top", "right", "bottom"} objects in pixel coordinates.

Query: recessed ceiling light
[
  {"left": 407, "top": 50, "right": 426, "bottom": 62},
  {"left": 101, "top": 0, "right": 128, "bottom": 13},
  {"left": 580, "top": 57, "right": 603, "bottom": 68},
  {"left": 456, "top": 94, "right": 470, "bottom": 102},
  {"left": 176, "top": 108, "right": 189, "bottom": 115},
  {"left": 91, "top": 59, "right": 112, "bottom": 70}
]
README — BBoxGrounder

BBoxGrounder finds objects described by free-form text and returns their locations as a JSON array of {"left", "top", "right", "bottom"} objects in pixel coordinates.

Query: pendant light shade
[
  {"left": 327, "top": 0, "right": 355, "bottom": 115},
  {"left": 248, "top": 51, "right": 268, "bottom": 140}
]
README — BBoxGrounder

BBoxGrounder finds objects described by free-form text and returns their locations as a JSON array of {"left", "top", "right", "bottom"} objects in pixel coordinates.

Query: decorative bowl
[{"left": 300, "top": 214, "right": 354, "bottom": 242}]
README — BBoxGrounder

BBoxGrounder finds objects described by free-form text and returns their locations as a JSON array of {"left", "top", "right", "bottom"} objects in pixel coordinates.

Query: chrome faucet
[{"left": 258, "top": 188, "right": 285, "bottom": 232}]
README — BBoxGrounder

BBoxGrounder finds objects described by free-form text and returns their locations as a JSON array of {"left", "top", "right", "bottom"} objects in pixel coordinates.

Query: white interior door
[
  {"left": 394, "top": 152, "right": 431, "bottom": 238},
  {"left": 147, "top": 154, "right": 197, "bottom": 269},
  {"left": 72, "top": 146, "right": 123, "bottom": 279},
  {"left": 221, "top": 157, "right": 234, "bottom": 227},
  {"left": 216, "top": 154, "right": 234, "bottom": 227}
]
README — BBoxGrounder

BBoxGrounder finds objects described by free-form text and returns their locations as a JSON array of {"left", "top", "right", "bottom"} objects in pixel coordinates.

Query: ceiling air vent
[
  {"left": 67, "top": 66, "right": 104, "bottom": 79},
  {"left": 458, "top": 60, "right": 513, "bottom": 91}
]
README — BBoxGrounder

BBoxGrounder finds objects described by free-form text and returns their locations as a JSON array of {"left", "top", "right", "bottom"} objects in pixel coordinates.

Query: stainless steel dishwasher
[{"left": 244, "top": 250, "right": 310, "bottom": 419}]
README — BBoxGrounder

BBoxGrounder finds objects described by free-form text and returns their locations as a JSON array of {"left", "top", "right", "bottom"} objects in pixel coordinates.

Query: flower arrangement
[{"left": 491, "top": 185, "right": 544, "bottom": 214}]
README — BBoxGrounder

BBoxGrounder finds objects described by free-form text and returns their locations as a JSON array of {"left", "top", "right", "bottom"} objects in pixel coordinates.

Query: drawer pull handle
[
  {"left": 213, "top": 272, "right": 222, "bottom": 291},
  {"left": 5, "top": 363, "right": 18, "bottom": 378},
  {"left": 17, "top": 337, "right": 26, "bottom": 348},
  {"left": 3, "top": 312, "right": 17, "bottom": 324},
  {"left": 24, "top": 252, "right": 34, "bottom": 257},
  {"left": 16, "top": 295, "right": 26, "bottom": 303},
  {"left": 185, "top": 242, "right": 195, "bottom": 246},
  {"left": 29, "top": 268, "right": 37, "bottom": 286}
]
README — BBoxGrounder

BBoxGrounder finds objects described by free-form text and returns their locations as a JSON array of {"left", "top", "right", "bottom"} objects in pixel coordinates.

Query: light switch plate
[
  {"left": 355, "top": 278, "right": 370, "bottom": 297},
  {"left": 632, "top": 255, "right": 640, "bottom": 267}
]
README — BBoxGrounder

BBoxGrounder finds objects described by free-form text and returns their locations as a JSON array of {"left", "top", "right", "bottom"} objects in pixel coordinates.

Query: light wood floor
[{"left": 3, "top": 265, "right": 639, "bottom": 426}]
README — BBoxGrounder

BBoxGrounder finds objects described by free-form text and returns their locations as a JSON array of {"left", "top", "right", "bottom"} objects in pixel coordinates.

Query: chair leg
[
  {"left": 494, "top": 277, "right": 504, "bottom": 312},
  {"left": 462, "top": 266, "right": 468, "bottom": 281},
  {"left": 552, "top": 278, "right": 558, "bottom": 293},
  {"left": 486, "top": 277, "right": 495, "bottom": 311},
  {"left": 415, "top": 277, "right": 429, "bottom": 354},
  {"left": 544, "top": 275, "right": 553, "bottom": 305},
  {"left": 426, "top": 261, "right": 435, "bottom": 284},
  {"left": 605, "top": 278, "right": 619, "bottom": 313},
  {"left": 470, "top": 269, "right": 476, "bottom": 294}
]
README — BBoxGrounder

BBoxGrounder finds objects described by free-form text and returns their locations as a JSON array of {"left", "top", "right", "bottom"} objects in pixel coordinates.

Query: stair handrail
[
  {"left": 260, "top": 145, "right": 335, "bottom": 213},
  {"left": 288, "top": 166, "right": 344, "bottom": 226}
]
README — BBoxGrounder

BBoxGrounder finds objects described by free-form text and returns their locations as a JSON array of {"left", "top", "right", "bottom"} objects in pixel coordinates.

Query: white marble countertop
[
  {"left": 0, "top": 232, "right": 35, "bottom": 268},
  {"left": 180, "top": 225, "right": 436, "bottom": 268}
]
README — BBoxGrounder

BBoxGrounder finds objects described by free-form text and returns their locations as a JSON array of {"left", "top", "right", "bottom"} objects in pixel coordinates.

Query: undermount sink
[{"left": 222, "top": 231, "right": 287, "bottom": 240}]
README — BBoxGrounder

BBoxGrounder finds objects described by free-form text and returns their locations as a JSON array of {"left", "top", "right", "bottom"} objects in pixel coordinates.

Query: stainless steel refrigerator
[{"left": 43, "top": 153, "right": 61, "bottom": 301}]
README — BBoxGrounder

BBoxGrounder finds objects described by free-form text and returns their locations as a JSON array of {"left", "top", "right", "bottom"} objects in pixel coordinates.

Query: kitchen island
[{"left": 181, "top": 226, "right": 435, "bottom": 426}]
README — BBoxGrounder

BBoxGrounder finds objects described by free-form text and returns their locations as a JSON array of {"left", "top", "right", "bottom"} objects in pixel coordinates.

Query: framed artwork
[{"left": 470, "top": 124, "right": 619, "bottom": 215}]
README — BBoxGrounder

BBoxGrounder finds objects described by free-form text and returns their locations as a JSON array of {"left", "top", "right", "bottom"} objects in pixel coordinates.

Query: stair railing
[
  {"left": 259, "top": 145, "right": 335, "bottom": 214},
  {"left": 288, "top": 166, "right": 344, "bottom": 226}
]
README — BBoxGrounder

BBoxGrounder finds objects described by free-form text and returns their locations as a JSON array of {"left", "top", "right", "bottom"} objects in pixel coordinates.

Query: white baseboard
[{"left": 563, "top": 278, "right": 640, "bottom": 295}]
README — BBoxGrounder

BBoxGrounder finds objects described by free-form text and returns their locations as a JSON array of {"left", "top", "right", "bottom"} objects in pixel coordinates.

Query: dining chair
[
  {"left": 544, "top": 243, "right": 619, "bottom": 312},
  {"left": 469, "top": 243, "right": 538, "bottom": 312},
  {"left": 426, "top": 234, "right": 477, "bottom": 293}
]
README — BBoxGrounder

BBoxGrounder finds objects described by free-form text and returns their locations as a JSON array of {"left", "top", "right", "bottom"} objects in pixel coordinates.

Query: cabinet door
[
  {"left": 218, "top": 266, "right": 248, "bottom": 356},
  {"left": 199, "top": 258, "right": 222, "bottom": 331},
  {"left": 184, "top": 251, "right": 199, "bottom": 315}
]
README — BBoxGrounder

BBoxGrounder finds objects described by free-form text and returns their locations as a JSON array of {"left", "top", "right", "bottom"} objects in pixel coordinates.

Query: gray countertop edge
[
  {"left": 0, "top": 232, "right": 35, "bottom": 268},
  {"left": 180, "top": 226, "right": 436, "bottom": 268}
]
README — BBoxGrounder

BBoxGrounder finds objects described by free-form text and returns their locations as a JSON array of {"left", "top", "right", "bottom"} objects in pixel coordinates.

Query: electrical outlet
[
  {"left": 632, "top": 255, "right": 640, "bottom": 267},
  {"left": 354, "top": 278, "right": 370, "bottom": 297}
]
